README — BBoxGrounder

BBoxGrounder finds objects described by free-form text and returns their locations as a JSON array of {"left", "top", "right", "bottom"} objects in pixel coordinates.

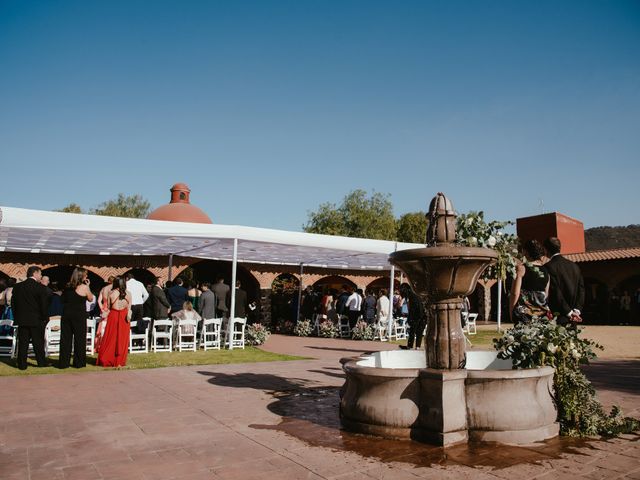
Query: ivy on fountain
[
  {"left": 455, "top": 211, "right": 518, "bottom": 281},
  {"left": 494, "top": 321, "right": 640, "bottom": 437}
]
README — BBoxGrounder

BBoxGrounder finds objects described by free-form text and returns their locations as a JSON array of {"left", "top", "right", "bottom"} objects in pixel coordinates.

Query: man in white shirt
[
  {"left": 125, "top": 273, "right": 149, "bottom": 333},
  {"left": 346, "top": 287, "right": 362, "bottom": 328}
]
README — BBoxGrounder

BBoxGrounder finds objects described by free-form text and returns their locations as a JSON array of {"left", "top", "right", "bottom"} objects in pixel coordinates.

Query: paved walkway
[{"left": 0, "top": 335, "right": 638, "bottom": 480}]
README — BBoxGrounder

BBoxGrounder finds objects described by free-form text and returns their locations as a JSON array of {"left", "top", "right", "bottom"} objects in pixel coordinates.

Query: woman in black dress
[
  {"left": 59, "top": 268, "right": 94, "bottom": 368},
  {"left": 509, "top": 239, "right": 552, "bottom": 325}
]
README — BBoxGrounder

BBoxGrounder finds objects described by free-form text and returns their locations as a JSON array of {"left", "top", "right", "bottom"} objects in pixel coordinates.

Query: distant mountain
[{"left": 585, "top": 225, "right": 640, "bottom": 251}]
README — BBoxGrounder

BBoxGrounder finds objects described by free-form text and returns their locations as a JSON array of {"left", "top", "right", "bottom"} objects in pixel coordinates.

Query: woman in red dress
[{"left": 97, "top": 277, "right": 131, "bottom": 367}]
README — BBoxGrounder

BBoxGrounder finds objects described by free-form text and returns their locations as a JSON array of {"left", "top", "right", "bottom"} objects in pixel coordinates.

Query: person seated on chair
[{"left": 171, "top": 301, "right": 202, "bottom": 342}]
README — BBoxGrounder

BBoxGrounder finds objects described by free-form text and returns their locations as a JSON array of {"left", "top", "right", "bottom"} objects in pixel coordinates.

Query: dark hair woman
[
  {"left": 60, "top": 268, "right": 94, "bottom": 368},
  {"left": 97, "top": 276, "right": 132, "bottom": 367},
  {"left": 509, "top": 240, "right": 552, "bottom": 325}
]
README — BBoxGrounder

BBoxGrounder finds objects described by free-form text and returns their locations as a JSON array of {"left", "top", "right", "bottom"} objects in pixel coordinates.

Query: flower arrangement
[
  {"left": 274, "top": 320, "right": 295, "bottom": 335},
  {"left": 494, "top": 320, "right": 639, "bottom": 436},
  {"left": 245, "top": 323, "right": 270, "bottom": 346},
  {"left": 318, "top": 320, "right": 339, "bottom": 338},
  {"left": 456, "top": 211, "right": 518, "bottom": 281},
  {"left": 293, "top": 319, "right": 313, "bottom": 337},
  {"left": 350, "top": 320, "right": 375, "bottom": 341}
]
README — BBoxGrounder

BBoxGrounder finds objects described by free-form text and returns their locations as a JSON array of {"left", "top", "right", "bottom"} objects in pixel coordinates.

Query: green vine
[{"left": 494, "top": 321, "right": 639, "bottom": 436}]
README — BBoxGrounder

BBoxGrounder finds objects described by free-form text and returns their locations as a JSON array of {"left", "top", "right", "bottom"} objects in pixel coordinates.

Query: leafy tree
[
  {"left": 57, "top": 203, "right": 83, "bottom": 214},
  {"left": 304, "top": 189, "right": 396, "bottom": 240},
  {"left": 396, "top": 211, "right": 428, "bottom": 243},
  {"left": 91, "top": 193, "right": 151, "bottom": 218}
]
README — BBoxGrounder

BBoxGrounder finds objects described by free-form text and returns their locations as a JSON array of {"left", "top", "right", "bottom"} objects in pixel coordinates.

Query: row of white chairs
[
  {"left": 127, "top": 317, "right": 247, "bottom": 353},
  {"left": 0, "top": 316, "right": 248, "bottom": 359},
  {"left": 303, "top": 314, "right": 408, "bottom": 341}
]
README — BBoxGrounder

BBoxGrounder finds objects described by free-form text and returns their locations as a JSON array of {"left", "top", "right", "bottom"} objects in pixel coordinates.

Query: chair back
[{"left": 154, "top": 319, "right": 172, "bottom": 328}]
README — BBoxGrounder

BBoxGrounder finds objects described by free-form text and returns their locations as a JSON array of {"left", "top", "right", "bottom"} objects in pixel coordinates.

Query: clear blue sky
[{"left": 1, "top": 0, "right": 638, "bottom": 230}]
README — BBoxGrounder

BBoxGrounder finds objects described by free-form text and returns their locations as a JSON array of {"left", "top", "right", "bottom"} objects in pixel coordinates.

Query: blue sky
[{"left": 1, "top": 0, "right": 639, "bottom": 230}]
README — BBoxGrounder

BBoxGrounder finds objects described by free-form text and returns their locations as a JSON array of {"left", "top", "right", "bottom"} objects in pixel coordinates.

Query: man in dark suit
[
  {"left": 543, "top": 237, "right": 585, "bottom": 326},
  {"left": 149, "top": 276, "right": 171, "bottom": 320},
  {"left": 11, "top": 266, "right": 49, "bottom": 369},
  {"left": 212, "top": 277, "right": 230, "bottom": 318},
  {"left": 227, "top": 280, "right": 248, "bottom": 318},
  {"left": 167, "top": 277, "right": 188, "bottom": 314}
]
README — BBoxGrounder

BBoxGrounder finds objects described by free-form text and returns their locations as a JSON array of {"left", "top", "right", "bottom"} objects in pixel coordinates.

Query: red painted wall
[{"left": 516, "top": 212, "right": 585, "bottom": 254}]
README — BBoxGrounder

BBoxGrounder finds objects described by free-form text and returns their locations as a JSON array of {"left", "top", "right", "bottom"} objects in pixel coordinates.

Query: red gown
[{"left": 97, "top": 307, "right": 130, "bottom": 367}]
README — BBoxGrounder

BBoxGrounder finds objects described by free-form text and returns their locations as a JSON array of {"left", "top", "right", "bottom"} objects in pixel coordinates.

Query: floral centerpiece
[
  {"left": 293, "top": 319, "right": 313, "bottom": 337},
  {"left": 351, "top": 320, "right": 375, "bottom": 340},
  {"left": 494, "top": 320, "right": 639, "bottom": 436},
  {"left": 318, "top": 319, "right": 339, "bottom": 338},
  {"left": 246, "top": 323, "right": 270, "bottom": 346}
]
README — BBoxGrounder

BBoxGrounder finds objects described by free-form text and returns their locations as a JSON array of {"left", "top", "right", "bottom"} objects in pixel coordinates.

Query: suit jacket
[
  {"left": 227, "top": 287, "right": 248, "bottom": 318},
  {"left": 149, "top": 285, "right": 171, "bottom": 319},
  {"left": 545, "top": 255, "right": 585, "bottom": 324},
  {"left": 198, "top": 289, "right": 217, "bottom": 319},
  {"left": 11, "top": 278, "right": 49, "bottom": 327},
  {"left": 167, "top": 285, "right": 188, "bottom": 313},
  {"left": 211, "top": 282, "right": 230, "bottom": 312}
]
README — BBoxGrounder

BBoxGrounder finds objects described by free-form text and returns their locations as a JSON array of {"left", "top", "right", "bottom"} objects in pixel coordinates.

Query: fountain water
[{"left": 340, "top": 193, "right": 559, "bottom": 446}]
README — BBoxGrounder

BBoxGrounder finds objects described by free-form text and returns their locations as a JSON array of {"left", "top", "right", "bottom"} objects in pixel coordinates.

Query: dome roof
[{"left": 147, "top": 183, "right": 213, "bottom": 224}]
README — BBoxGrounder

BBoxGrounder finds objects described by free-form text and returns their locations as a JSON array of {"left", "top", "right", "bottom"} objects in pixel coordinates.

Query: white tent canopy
[{"left": 0, "top": 206, "right": 424, "bottom": 270}]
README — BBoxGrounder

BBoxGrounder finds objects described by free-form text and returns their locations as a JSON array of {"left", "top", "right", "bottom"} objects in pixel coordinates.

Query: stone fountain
[{"left": 340, "top": 193, "right": 559, "bottom": 446}]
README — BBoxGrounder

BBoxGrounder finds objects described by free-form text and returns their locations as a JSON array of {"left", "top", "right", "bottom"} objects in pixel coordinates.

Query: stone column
[{"left": 425, "top": 301, "right": 466, "bottom": 369}]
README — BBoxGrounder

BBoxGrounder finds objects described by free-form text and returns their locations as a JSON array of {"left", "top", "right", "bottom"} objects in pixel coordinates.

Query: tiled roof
[{"left": 565, "top": 247, "right": 640, "bottom": 263}]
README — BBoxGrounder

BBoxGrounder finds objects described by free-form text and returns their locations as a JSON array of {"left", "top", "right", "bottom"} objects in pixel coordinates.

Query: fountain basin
[{"left": 340, "top": 350, "right": 559, "bottom": 446}]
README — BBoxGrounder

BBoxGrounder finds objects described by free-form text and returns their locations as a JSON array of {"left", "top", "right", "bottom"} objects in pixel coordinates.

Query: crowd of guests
[{"left": 0, "top": 268, "right": 251, "bottom": 371}]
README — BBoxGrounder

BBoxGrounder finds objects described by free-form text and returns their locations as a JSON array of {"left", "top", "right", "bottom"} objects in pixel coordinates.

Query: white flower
[
  {"left": 467, "top": 236, "right": 478, "bottom": 246},
  {"left": 571, "top": 349, "right": 581, "bottom": 359},
  {"left": 506, "top": 335, "right": 515, "bottom": 343},
  {"left": 547, "top": 343, "right": 558, "bottom": 354},
  {"left": 465, "top": 218, "right": 473, "bottom": 226},
  {"left": 487, "top": 235, "right": 497, "bottom": 247}
]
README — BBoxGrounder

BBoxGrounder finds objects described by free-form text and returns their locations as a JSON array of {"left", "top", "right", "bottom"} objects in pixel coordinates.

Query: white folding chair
[
  {"left": 375, "top": 319, "right": 389, "bottom": 341},
  {"left": 45, "top": 318, "right": 62, "bottom": 356},
  {"left": 338, "top": 315, "right": 351, "bottom": 338},
  {"left": 152, "top": 319, "right": 172, "bottom": 352},
  {"left": 129, "top": 318, "right": 150, "bottom": 354},
  {"left": 0, "top": 320, "right": 16, "bottom": 357},
  {"left": 177, "top": 318, "right": 198, "bottom": 352},
  {"left": 86, "top": 317, "right": 97, "bottom": 355},
  {"left": 393, "top": 317, "right": 407, "bottom": 340},
  {"left": 200, "top": 318, "right": 222, "bottom": 351},
  {"left": 226, "top": 317, "right": 246, "bottom": 349},
  {"left": 462, "top": 312, "right": 478, "bottom": 335}
]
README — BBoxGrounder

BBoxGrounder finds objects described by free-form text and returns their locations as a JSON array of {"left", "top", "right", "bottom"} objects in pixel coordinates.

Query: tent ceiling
[{"left": 0, "top": 206, "right": 425, "bottom": 270}]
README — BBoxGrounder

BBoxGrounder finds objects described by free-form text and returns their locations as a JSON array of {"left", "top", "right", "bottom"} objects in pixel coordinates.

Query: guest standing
[
  {"left": 400, "top": 283, "right": 425, "bottom": 350},
  {"left": 59, "top": 268, "right": 94, "bottom": 369},
  {"left": 125, "top": 273, "right": 149, "bottom": 333},
  {"left": 376, "top": 289, "right": 390, "bottom": 324},
  {"left": 149, "top": 276, "right": 171, "bottom": 320},
  {"left": 97, "top": 277, "right": 131, "bottom": 367},
  {"left": 227, "top": 280, "right": 248, "bottom": 318},
  {"left": 12, "top": 267, "right": 49, "bottom": 370},
  {"left": 509, "top": 239, "right": 551, "bottom": 325},
  {"left": 198, "top": 282, "right": 216, "bottom": 319},
  {"left": 211, "top": 277, "right": 230, "bottom": 318},
  {"left": 167, "top": 277, "right": 188, "bottom": 314},
  {"left": 362, "top": 290, "right": 377, "bottom": 324},
  {"left": 543, "top": 237, "right": 585, "bottom": 326}
]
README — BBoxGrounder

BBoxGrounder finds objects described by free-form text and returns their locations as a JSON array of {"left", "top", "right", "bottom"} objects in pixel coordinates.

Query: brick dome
[{"left": 147, "top": 184, "right": 213, "bottom": 224}]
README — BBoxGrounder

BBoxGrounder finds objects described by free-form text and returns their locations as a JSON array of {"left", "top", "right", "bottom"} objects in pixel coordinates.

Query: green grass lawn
[{"left": 0, "top": 347, "right": 307, "bottom": 377}]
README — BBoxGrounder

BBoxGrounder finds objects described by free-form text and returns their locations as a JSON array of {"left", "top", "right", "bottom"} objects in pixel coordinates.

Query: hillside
[{"left": 585, "top": 225, "right": 640, "bottom": 251}]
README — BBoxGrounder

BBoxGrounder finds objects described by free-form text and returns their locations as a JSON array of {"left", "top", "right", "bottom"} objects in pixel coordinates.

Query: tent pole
[
  {"left": 387, "top": 266, "right": 395, "bottom": 338},
  {"left": 168, "top": 254, "right": 173, "bottom": 282},
  {"left": 229, "top": 238, "right": 238, "bottom": 350},
  {"left": 497, "top": 278, "right": 502, "bottom": 332},
  {"left": 296, "top": 263, "right": 304, "bottom": 322}
]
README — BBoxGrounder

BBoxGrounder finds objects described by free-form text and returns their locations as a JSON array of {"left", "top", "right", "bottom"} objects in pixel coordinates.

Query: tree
[
  {"left": 57, "top": 203, "right": 83, "bottom": 214},
  {"left": 91, "top": 193, "right": 151, "bottom": 218},
  {"left": 304, "top": 189, "right": 396, "bottom": 240},
  {"left": 396, "top": 212, "right": 428, "bottom": 243}
]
